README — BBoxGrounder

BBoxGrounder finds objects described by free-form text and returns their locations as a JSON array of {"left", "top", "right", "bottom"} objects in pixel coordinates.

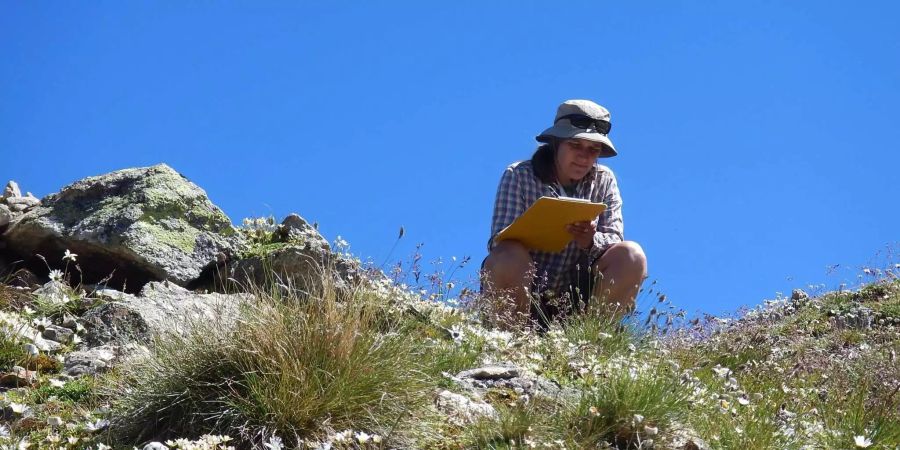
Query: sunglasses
[{"left": 558, "top": 114, "right": 611, "bottom": 135}]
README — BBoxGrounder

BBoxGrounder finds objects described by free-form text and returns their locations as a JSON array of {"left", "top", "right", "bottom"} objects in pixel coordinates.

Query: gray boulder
[
  {"left": 1, "top": 164, "right": 244, "bottom": 291},
  {"left": 81, "top": 281, "right": 248, "bottom": 347},
  {"left": 81, "top": 301, "right": 150, "bottom": 347},
  {"left": 131, "top": 280, "right": 245, "bottom": 338}
]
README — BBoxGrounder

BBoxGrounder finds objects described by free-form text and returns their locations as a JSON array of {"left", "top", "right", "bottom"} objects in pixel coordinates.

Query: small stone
[
  {"left": 63, "top": 344, "right": 119, "bottom": 377},
  {"left": 22, "top": 343, "right": 39, "bottom": 356},
  {"left": 47, "top": 416, "right": 63, "bottom": 427},
  {"left": 62, "top": 313, "right": 78, "bottom": 330},
  {"left": 791, "top": 289, "right": 808, "bottom": 301},
  {"left": 43, "top": 325, "right": 75, "bottom": 344},
  {"left": 33, "top": 336, "right": 62, "bottom": 352},
  {"left": 457, "top": 365, "right": 520, "bottom": 381},
  {"left": 143, "top": 442, "right": 170, "bottom": 450}
]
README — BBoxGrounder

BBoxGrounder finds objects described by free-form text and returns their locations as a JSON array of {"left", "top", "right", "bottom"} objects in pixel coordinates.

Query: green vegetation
[
  {"left": 105, "top": 273, "right": 436, "bottom": 448},
  {"left": 0, "top": 232, "right": 898, "bottom": 449}
]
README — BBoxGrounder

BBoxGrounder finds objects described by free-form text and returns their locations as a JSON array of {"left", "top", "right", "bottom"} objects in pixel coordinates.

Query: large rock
[
  {"left": 80, "top": 301, "right": 150, "bottom": 347},
  {"left": 1, "top": 164, "right": 244, "bottom": 291},
  {"left": 221, "top": 213, "right": 358, "bottom": 295},
  {"left": 81, "top": 281, "right": 248, "bottom": 346}
]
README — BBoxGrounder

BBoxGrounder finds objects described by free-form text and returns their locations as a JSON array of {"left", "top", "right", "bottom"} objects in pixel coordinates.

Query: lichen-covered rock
[
  {"left": 81, "top": 280, "right": 248, "bottom": 347},
  {"left": 1, "top": 164, "right": 244, "bottom": 291},
  {"left": 81, "top": 301, "right": 151, "bottom": 347},
  {"left": 278, "top": 213, "right": 330, "bottom": 253}
]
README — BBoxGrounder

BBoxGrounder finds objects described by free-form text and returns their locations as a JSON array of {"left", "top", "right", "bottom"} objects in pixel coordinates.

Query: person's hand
[{"left": 566, "top": 219, "right": 597, "bottom": 249}]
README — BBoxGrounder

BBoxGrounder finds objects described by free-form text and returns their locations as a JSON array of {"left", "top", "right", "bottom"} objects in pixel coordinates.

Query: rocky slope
[{"left": 0, "top": 165, "right": 896, "bottom": 450}]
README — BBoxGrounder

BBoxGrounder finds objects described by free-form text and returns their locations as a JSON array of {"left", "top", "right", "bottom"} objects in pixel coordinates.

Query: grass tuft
[{"left": 105, "top": 266, "right": 434, "bottom": 448}]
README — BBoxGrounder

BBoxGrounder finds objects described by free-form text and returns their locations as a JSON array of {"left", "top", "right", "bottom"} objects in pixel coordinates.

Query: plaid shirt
[{"left": 488, "top": 160, "right": 624, "bottom": 292}]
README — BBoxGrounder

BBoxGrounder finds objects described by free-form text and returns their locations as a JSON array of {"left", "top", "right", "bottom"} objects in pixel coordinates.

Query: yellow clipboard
[{"left": 495, "top": 196, "right": 607, "bottom": 253}]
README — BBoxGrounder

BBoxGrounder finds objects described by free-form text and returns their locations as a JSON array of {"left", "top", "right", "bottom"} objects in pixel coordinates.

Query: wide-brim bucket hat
[{"left": 536, "top": 99, "right": 617, "bottom": 158}]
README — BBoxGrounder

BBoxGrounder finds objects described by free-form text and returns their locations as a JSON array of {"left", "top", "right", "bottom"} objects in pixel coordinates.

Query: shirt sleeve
[
  {"left": 488, "top": 166, "right": 527, "bottom": 250},
  {"left": 585, "top": 169, "right": 624, "bottom": 261}
]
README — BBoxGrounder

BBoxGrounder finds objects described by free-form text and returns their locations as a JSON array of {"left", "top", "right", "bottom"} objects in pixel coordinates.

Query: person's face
[{"left": 555, "top": 138, "right": 603, "bottom": 184}]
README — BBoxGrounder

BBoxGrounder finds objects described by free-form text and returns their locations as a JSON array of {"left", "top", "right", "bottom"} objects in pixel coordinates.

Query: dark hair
[{"left": 530, "top": 138, "right": 560, "bottom": 184}]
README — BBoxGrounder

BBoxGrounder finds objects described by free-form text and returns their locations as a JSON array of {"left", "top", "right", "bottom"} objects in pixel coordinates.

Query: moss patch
[{"left": 133, "top": 220, "right": 200, "bottom": 255}]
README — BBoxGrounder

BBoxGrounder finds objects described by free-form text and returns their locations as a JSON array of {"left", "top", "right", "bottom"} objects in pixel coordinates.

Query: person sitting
[{"left": 481, "top": 99, "right": 648, "bottom": 328}]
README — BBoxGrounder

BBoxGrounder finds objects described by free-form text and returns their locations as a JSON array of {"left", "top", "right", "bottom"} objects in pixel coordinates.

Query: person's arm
[
  {"left": 488, "top": 166, "right": 526, "bottom": 250},
  {"left": 584, "top": 170, "right": 624, "bottom": 261}
]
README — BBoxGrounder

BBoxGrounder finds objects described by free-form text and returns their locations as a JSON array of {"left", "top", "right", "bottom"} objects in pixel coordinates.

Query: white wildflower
[
  {"left": 263, "top": 436, "right": 284, "bottom": 450},
  {"left": 48, "top": 269, "right": 64, "bottom": 282},
  {"left": 32, "top": 317, "right": 51, "bottom": 329},
  {"left": 9, "top": 402, "right": 29, "bottom": 415},
  {"left": 355, "top": 431, "right": 371, "bottom": 444},
  {"left": 854, "top": 435, "right": 872, "bottom": 448},
  {"left": 62, "top": 249, "right": 77, "bottom": 262}
]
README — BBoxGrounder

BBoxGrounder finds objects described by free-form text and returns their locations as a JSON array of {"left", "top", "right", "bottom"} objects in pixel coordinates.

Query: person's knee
[
  {"left": 483, "top": 240, "right": 532, "bottom": 284},
  {"left": 607, "top": 241, "right": 648, "bottom": 277}
]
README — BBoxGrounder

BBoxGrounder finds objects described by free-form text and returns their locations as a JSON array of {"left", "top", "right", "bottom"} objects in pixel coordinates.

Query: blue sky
[{"left": 2, "top": 2, "right": 898, "bottom": 317}]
